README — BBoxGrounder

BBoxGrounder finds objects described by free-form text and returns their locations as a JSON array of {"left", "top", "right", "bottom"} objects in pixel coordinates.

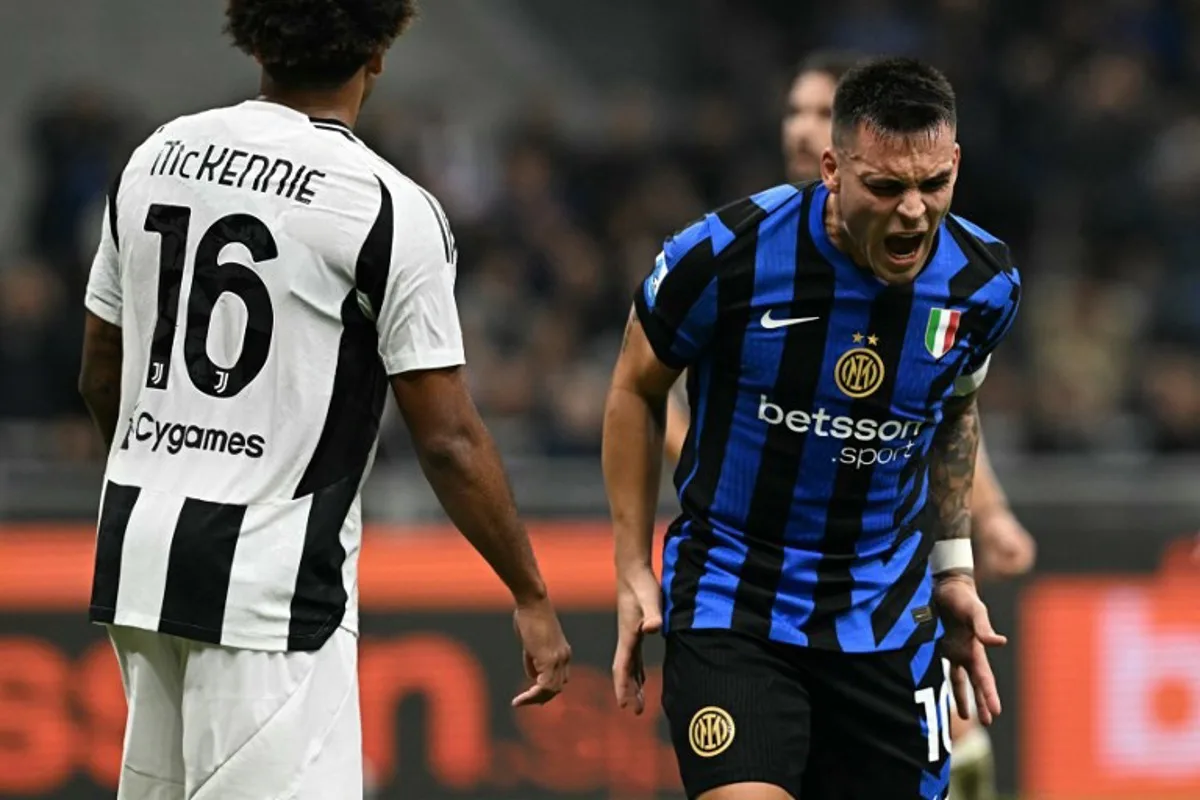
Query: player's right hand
[
  {"left": 612, "top": 565, "right": 663, "bottom": 715},
  {"left": 511, "top": 597, "right": 571, "bottom": 708},
  {"left": 933, "top": 574, "right": 1007, "bottom": 726}
]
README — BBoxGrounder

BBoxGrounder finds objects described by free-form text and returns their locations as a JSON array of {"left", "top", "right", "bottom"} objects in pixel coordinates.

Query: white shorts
[{"left": 107, "top": 623, "right": 362, "bottom": 799}]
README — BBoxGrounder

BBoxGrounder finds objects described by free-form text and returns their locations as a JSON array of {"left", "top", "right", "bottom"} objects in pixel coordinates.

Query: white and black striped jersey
[{"left": 84, "top": 99, "right": 464, "bottom": 652}]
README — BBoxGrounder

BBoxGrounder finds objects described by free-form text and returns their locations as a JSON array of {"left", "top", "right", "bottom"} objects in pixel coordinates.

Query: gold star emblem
[
  {"left": 867, "top": 334, "right": 880, "bottom": 347},
  {"left": 852, "top": 332, "right": 864, "bottom": 344}
]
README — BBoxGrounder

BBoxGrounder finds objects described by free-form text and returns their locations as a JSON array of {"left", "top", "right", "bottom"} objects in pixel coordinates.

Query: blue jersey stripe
[
  {"left": 690, "top": 207, "right": 797, "bottom": 629},
  {"left": 909, "top": 638, "right": 936, "bottom": 684},
  {"left": 750, "top": 183, "right": 801, "bottom": 214},
  {"left": 707, "top": 212, "right": 737, "bottom": 254},
  {"left": 660, "top": 530, "right": 683, "bottom": 629}
]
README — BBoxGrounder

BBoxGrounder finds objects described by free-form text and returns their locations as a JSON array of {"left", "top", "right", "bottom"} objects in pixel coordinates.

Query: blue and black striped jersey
[{"left": 635, "top": 181, "right": 1021, "bottom": 653}]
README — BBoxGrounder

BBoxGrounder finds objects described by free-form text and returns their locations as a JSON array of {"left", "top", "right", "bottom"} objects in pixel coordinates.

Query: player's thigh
[
  {"left": 297, "top": 650, "right": 364, "bottom": 800},
  {"left": 801, "top": 641, "right": 952, "bottom": 800},
  {"left": 106, "top": 625, "right": 188, "bottom": 799},
  {"left": 179, "top": 626, "right": 362, "bottom": 798},
  {"left": 662, "top": 630, "right": 810, "bottom": 800}
]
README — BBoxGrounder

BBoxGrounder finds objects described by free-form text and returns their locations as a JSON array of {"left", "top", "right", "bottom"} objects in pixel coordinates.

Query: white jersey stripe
[
  {"left": 221, "top": 495, "right": 313, "bottom": 646},
  {"left": 113, "top": 488, "right": 187, "bottom": 632}
]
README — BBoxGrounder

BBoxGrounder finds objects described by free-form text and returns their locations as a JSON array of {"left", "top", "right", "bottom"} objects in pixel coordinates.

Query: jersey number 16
[{"left": 142, "top": 203, "right": 277, "bottom": 399}]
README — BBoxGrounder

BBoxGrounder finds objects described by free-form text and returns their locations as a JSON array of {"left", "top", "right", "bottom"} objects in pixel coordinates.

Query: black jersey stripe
[
  {"left": 945, "top": 220, "right": 1015, "bottom": 301},
  {"left": 158, "top": 498, "right": 246, "bottom": 643},
  {"left": 89, "top": 481, "right": 141, "bottom": 619},
  {"left": 869, "top": 503, "right": 937, "bottom": 646},
  {"left": 806, "top": 281, "right": 916, "bottom": 650},
  {"left": 946, "top": 216, "right": 1014, "bottom": 277},
  {"left": 107, "top": 170, "right": 123, "bottom": 251},
  {"left": 311, "top": 116, "right": 357, "bottom": 143},
  {"left": 358, "top": 178, "right": 394, "bottom": 317},
  {"left": 729, "top": 187, "right": 836, "bottom": 638},
  {"left": 412, "top": 185, "right": 454, "bottom": 264},
  {"left": 667, "top": 202, "right": 762, "bottom": 630},
  {"left": 295, "top": 179, "right": 393, "bottom": 498},
  {"left": 288, "top": 474, "right": 358, "bottom": 650}
]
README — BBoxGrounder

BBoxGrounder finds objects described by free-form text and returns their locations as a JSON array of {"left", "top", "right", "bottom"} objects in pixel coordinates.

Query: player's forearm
[
  {"left": 79, "top": 313, "right": 124, "bottom": 450},
  {"left": 969, "top": 436, "right": 1009, "bottom": 524},
  {"left": 602, "top": 385, "right": 667, "bottom": 574},
  {"left": 414, "top": 423, "right": 548, "bottom": 606},
  {"left": 928, "top": 394, "right": 981, "bottom": 550}
]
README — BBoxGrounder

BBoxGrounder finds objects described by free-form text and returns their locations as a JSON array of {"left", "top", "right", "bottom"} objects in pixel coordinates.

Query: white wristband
[{"left": 930, "top": 539, "right": 974, "bottom": 575}]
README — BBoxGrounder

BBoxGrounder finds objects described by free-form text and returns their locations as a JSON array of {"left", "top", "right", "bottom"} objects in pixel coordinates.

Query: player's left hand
[
  {"left": 974, "top": 510, "right": 1035, "bottom": 581},
  {"left": 933, "top": 574, "right": 1007, "bottom": 726},
  {"left": 511, "top": 598, "right": 572, "bottom": 707}
]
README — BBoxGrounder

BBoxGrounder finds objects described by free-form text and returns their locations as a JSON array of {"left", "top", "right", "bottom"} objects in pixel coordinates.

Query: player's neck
[
  {"left": 822, "top": 191, "right": 867, "bottom": 265},
  {"left": 258, "top": 77, "right": 364, "bottom": 130}
]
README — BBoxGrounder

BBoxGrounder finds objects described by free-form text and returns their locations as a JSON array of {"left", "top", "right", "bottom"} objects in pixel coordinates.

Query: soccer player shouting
[{"left": 604, "top": 57, "right": 1019, "bottom": 800}]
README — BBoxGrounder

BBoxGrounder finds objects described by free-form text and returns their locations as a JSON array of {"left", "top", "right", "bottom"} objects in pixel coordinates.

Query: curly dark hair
[
  {"left": 225, "top": 0, "right": 418, "bottom": 89},
  {"left": 832, "top": 56, "right": 957, "bottom": 147}
]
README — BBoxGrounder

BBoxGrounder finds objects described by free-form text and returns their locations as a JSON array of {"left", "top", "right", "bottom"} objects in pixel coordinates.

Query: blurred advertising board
[
  {"left": 1021, "top": 538, "right": 1200, "bottom": 800},
  {"left": 0, "top": 524, "right": 682, "bottom": 800}
]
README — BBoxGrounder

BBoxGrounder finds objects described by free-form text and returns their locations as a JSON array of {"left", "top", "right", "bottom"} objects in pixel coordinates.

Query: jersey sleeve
[
  {"left": 372, "top": 185, "right": 466, "bottom": 376},
  {"left": 84, "top": 195, "right": 122, "bottom": 326},
  {"left": 633, "top": 216, "right": 720, "bottom": 369},
  {"left": 953, "top": 276, "right": 1021, "bottom": 396}
]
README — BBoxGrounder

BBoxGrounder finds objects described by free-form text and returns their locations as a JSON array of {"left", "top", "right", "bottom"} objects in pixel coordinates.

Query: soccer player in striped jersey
[
  {"left": 77, "top": 2, "right": 570, "bottom": 796},
  {"left": 661, "top": 50, "right": 1032, "bottom": 800},
  {"left": 603, "top": 57, "right": 1020, "bottom": 799}
]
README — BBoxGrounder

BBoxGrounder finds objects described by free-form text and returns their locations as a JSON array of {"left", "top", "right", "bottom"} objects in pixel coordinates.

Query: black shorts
[{"left": 662, "top": 629, "right": 952, "bottom": 800}]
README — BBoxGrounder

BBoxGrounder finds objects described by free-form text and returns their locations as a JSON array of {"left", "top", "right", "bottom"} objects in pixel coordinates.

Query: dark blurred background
[{"left": 3, "top": 0, "right": 1199, "bottom": 469}]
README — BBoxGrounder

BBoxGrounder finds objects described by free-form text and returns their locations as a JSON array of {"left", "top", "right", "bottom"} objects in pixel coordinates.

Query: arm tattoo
[{"left": 928, "top": 394, "right": 981, "bottom": 543}]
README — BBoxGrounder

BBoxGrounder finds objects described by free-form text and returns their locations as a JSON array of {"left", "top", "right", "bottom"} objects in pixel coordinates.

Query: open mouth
[{"left": 884, "top": 232, "right": 925, "bottom": 262}]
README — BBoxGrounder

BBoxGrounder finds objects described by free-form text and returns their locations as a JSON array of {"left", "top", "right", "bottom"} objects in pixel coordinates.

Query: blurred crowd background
[{"left": 2, "top": 0, "right": 1198, "bottom": 466}]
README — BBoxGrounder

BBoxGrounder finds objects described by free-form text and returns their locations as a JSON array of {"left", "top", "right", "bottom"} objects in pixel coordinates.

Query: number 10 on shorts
[{"left": 914, "top": 658, "right": 953, "bottom": 763}]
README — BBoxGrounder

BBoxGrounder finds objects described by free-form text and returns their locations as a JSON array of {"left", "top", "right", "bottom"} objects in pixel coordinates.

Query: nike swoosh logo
[{"left": 761, "top": 310, "right": 820, "bottom": 330}]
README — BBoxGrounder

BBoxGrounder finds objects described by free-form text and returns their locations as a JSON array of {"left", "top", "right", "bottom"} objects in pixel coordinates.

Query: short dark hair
[
  {"left": 831, "top": 56, "right": 957, "bottom": 147},
  {"left": 795, "top": 49, "right": 866, "bottom": 83},
  {"left": 225, "top": 0, "right": 418, "bottom": 90}
]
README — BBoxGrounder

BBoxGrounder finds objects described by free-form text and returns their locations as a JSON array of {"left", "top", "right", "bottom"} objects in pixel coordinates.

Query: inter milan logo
[
  {"left": 834, "top": 332, "right": 885, "bottom": 398},
  {"left": 689, "top": 706, "right": 736, "bottom": 757}
]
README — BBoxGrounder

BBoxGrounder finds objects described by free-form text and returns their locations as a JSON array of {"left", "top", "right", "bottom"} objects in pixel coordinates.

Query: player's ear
[
  {"left": 821, "top": 147, "right": 840, "bottom": 193},
  {"left": 365, "top": 50, "right": 385, "bottom": 80}
]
